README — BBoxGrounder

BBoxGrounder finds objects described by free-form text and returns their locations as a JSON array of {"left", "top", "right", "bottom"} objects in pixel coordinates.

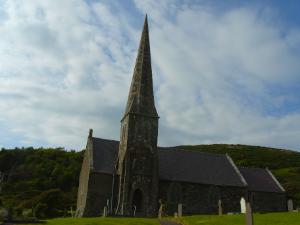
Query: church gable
[{"left": 239, "top": 167, "right": 285, "bottom": 193}]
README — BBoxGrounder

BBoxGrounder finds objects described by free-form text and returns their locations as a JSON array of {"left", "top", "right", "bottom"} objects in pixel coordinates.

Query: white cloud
[
  {"left": 0, "top": 0, "right": 300, "bottom": 151},
  {"left": 0, "top": 0, "right": 137, "bottom": 149},
  {"left": 136, "top": 1, "right": 300, "bottom": 150}
]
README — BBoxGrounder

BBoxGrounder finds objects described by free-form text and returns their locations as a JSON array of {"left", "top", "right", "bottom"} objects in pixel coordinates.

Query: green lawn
[
  {"left": 40, "top": 217, "right": 159, "bottom": 225},
  {"left": 21, "top": 212, "right": 300, "bottom": 225},
  {"left": 181, "top": 212, "right": 300, "bottom": 225}
]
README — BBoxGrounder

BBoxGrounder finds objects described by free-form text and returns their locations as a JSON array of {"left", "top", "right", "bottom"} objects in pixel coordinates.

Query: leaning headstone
[
  {"left": 240, "top": 197, "right": 246, "bottom": 214},
  {"left": 178, "top": 203, "right": 182, "bottom": 217},
  {"left": 102, "top": 206, "right": 107, "bottom": 217},
  {"left": 158, "top": 199, "right": 163, "bottom": 219},
  {"left": 245, "top": 201, "right": 254, "bottom": 225},
  {"left": 288, "top": 199, "right": 294, "bottom": 212},
  {"left": 218, "top": 199, "right": 223, "bottom": 216},
  {"left": 106, "top": 199, "right": 110, "bottom": 215},
  {"left": 133, "top": 205, "right": 136, "bottom": 217}
]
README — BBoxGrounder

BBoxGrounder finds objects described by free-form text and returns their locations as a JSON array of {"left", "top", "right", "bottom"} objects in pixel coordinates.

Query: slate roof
[
  {"left": 239, "top": 167, "right": 285, "bottom": 193},
  {"left": 91, "top": 138, "right": 246, "bottom": 187},
  {"left": 91, "top": 138, "right": 285, "bottom": 192},
  {"left": 158, "top": 147, "right": 246, "bottom": 187},
  {"left": 92, "top": 138, "right": 119, "bottom": 174}
]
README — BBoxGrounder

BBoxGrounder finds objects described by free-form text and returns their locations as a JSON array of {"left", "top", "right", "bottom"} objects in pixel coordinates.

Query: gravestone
[
  {"left": 133, "top": 205, "right": 136, "bottom": 217},
  {"left": 288, "top": 199, "right": 293, "bottom": 212},
  {"left": 245, "top": 201, "right": 253, "bottom": 225},
  {"left": 106, "top": 199, "right": 110, "bottom": 215},
  {"left": 218, "top": 199, "right": 223, "bottom": 216},
  {"left": 240, "top": 197, "right": 246, "bottom": 214},
  {"left": 102, "top": 206, "right": 107, "bottom": 217},
  {"left": 174, "top": 212, "right": 178, "bottom": 218},
  {"left": 178, "top": 203, "right": 182, "bottom": 217},
  {"left": 158, "top": 199, "right": 163, "bottom": 219}
]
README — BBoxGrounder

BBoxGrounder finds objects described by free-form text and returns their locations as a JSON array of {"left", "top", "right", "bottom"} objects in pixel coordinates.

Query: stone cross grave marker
[
  {"left": 178, "top": 203, "right": 182, "bottom": 217},
  {"left": 218, "top": 199, "right": 223, "bottom": 216},
  {"left": 240, "top": 197, "right": 246, "bottom": 214},
  {"left": 102, "top": 206, "right": 107, "bottom": 217},
  {"left": 288, "top": 199, "right": 293, "bottom": 212}
]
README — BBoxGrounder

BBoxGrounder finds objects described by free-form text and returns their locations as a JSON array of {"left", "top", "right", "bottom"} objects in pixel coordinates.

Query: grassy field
[
  {"left": 180, "top": 212, "right": 300, "bottom": 225},
  {"left": 37, "top": 217, "right": 159, "bottom": 225},
  {"left": 20, "top": 212, "right": 300, "bottom": 225}
]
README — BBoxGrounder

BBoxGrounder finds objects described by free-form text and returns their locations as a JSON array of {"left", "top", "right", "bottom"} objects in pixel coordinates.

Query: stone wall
[
  {"left": 83, "top": 173, "right": 114, "bottom": 216},
  {"left": 78, "top": 173, "right": 287, "bottom": 217},
  {"left": 250, "top": 191, "right": 287, "bottom": 212},
  {"left": 116, "top": 113, "right": 159, "bottom": 217},
  {"left": 75, "top": 140, "right": 91, "bottom": 217},
  {"left": 158, "top": 180, "right": 246, "bottom": 215},
  {"left": 76, "top": 134, "right": 117, "bottom": 218}
]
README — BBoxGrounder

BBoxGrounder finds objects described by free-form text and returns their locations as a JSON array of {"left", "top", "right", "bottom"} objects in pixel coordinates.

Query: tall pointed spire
[
  {"left": 123, "top": 15, "right": 158, "bottom": 118},
  {"left": 116, "top": 16, "right": 159, "bottom": 217}
]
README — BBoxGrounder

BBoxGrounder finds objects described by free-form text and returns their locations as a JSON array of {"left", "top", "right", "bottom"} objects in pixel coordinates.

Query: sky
[{"left": 0, "top": 0, "right": 300, "bottom": 151}]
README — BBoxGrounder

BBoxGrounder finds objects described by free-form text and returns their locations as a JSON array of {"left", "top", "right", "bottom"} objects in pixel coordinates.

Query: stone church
[{"left": 75, "top": 16, "right": 287, "bottom": 217}]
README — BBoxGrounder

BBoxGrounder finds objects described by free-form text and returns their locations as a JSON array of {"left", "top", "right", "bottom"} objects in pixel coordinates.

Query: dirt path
[{"left": 159, "top": 219, "right": 182, "bottom": 225}]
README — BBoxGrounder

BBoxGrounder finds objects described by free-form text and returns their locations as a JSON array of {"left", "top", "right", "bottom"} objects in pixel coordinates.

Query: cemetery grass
[
  {"left": 24, "top": 217, "right": 160, "bottom": 225},
  {"left": 180, "top": 212, "right": 300, "bottom": 225},
  {"left": 21, "top": 212, "right": 300, "bottom": 225}
]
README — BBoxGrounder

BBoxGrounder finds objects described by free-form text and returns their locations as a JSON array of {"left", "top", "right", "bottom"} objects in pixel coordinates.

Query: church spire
[
  {"left": 123, "top": 15, "right": 158, "bottom": 118},
  {"left": 116, "top": 16, "right": 159, "bottom": 217}
]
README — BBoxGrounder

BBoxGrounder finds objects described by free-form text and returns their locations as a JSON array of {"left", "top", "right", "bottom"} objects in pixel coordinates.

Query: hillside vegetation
[
  {"left": 0, "top": 147, "right": 83, "bottom": 217},
  {"left": 0, "top": 144, "right": 299, "bottom": 218}
]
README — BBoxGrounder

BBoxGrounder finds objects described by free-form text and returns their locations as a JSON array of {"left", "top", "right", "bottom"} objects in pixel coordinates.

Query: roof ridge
[
  {"left": 266, "top": 168, "right": 286, "bottom": 192},
  {"left": 92, "top": 137, "right": 230, "bottom": 157},
  {"left": 159, "top": 146, "right": 228, "bottom": 157},
  {"left": 239, "top": 166, "right": 269, "bottom": 171},
  {"left": 92, "top": 137, "right": 119, "bottom": 143}
]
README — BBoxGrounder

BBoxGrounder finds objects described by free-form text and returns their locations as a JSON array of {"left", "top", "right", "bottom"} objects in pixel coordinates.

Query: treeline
[
  {"left": 0, "top": 147, "right": 83, "bottom": 218},
  {"left": 0, "top": 144, "right": 300, "bottom": 218}
]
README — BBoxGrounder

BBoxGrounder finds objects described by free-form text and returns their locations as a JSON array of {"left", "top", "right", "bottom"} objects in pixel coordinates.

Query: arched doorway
[{"left": 132, "top": 189, "right": 143, "bottom": 215}]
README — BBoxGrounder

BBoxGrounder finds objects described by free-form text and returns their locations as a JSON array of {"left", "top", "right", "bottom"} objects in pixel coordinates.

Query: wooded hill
[{"left": 0, "top": 144, "right": 299, "bottom": 217}]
